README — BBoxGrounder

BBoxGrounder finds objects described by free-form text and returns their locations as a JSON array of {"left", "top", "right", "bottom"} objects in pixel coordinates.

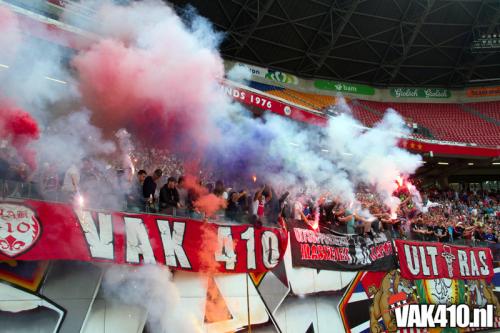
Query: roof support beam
[
  {"left": 225, "top": 0, "right": 253, "bottom": 32},
  {"left": 233, "top": 0, "right": 276, "bottom": 57},
  {"left": 447, "top": 1, "right": 485, "bottom": 86},
  {"left": 294, "top": 1, "right": 343, "bottom": 75},
  {"left": 387, "top": 0, "right": 436, "bottom": 84},
  {"left": 370, "top": 1, "right": 414, "bottom": 84},
  {"left": 312, "top": 0, "right": 362, "bottom": 76},
  {"left": 464, "top": 2, "right": 500, "bottom": 83}
]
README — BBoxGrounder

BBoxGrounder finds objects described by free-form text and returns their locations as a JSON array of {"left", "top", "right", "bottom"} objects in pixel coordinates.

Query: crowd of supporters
[{"left": 1, "top": 148, "right": 499, "bottom": 244}]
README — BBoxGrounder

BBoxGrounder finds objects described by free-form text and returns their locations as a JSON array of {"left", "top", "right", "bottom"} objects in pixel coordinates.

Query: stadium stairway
[
  {"left": 460, "top": 103, "right": 500, "bottom": 126},
  {"left": 358, "top": 101, "right": 500, "bottom": 147},
  {"left": 347, "top": 99, "right": 384, "bottom": 127},
  {"left": 464, "top": 102, "right": 500, "bottom": 123}
]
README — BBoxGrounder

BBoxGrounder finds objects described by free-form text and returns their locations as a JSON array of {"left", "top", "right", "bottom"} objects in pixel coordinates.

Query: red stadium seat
[{"left": 357, "top": 101, "right": 499, "bottom": 146}]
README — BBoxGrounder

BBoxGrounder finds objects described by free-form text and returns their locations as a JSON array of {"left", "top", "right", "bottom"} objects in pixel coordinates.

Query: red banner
[
  {"left": 401, "top": 139, "right": 500, "bottom": 158},
  {"left": 0, "top": 200, "right": 287, "bottom": 273},
  {"left": 221, "top": 83, "right": 328, "bottom": 126},
  {"left": 395, "top": 240, "right": 494, "bottom": 281}
]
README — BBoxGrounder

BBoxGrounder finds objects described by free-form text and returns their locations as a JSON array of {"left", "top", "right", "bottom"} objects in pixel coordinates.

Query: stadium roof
[{"left": 170, "top": 0, "right": 500, "bottom": 88}]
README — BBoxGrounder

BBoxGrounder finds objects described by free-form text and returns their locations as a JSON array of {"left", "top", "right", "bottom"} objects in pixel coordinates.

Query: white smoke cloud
[
  {"left": 325, "top": 109, "right": 421, "bottom": 211},
  {"left": 211, "top": 98, "right": 421, "bottom": 213},
  {"left": 35, "top": 110, "right": 116, "bottom": 170},
  {"left": 226, "top": 65, "right": 252, "bottom": 83},
  {"left": 102, "top": 265, "right": 202, "bottom": 333},
  {"left": 0, "top": 5, "right": 111, "bottom": 177},
  {"left": 0, "top": 5, "right": 22, "bottom": 62}
]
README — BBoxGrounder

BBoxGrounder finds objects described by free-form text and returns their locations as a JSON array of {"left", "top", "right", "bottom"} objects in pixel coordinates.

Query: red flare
[{"left": 395, "top": 175, "right": 404, "bottom": 187}]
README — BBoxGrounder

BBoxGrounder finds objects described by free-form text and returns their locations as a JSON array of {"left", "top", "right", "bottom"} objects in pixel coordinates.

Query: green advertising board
[
  {"left": 390, "top": 87, "right": 451, "bottom": 99},
  {"left": 314, "top": 80, "right": 375, "bottom": 95}
]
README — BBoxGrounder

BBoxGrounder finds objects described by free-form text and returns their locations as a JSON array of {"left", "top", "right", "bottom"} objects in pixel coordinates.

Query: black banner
[{"left": 289, "top": 221, "right": 396, "bottom": 271}]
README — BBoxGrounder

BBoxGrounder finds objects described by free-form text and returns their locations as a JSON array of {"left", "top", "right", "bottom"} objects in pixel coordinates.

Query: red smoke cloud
[
  {"left": 72, "top": 27, "right": 224, "bottom": 154},
  {"left": 198, "top": 224, "right": 219, "bottom": 273},
  {"left": 183, "top": 175, "right": 226, "bottom": 217},
  {"left": 194, "top": 193, "right": 227, "bottom": 218},
  {"left": 0, "top": 105, "right": 40, "bottom": 170}
]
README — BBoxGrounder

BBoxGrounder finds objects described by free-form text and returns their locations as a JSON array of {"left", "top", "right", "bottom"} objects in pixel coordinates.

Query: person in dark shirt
[
  {"left": 159, "top": 177, "right": 179, "bottom": 215},
  {"left": 410, "top": 219, "right": 422, "bottom": 240},
  {"left": 238, "top": 190, "right": 250, "bottom": 216},
  {"left": 454, "top": 222, "right": 465, "bottom": 240},
  {"left": 226, "top": 191, "right": 247, "bottom": 222},
  {"left": 127, "top": 170, "right": 147, "bottom": 212},
  {"left": 424, "top": 221, "right": 436, "bottom": 241},
  {"left": 434, "top": 221, "right": 449, "bottom": 242},
  {"left": 0, "top": 156, "right": 10, "bottom": 180},
  {"left": 278, "top": 191, "right": 291, "bottom": 220},
  {"left": 319, "top": 200, "right": 336, "bottom": 231},
  {"left": 143, "top": 168, "right": 162, "bottom": 212},
  {"left": 264, "top": 186, "right": 280, "bottom": 226},
  {"left": 483, "top": 227, "right": 497, "bottom": 243},
  {"left": 176, "top": 176, "right": 188, "bottom": 216},
  {"left": 473, "top": 226, "right": 484, "bottom": 243}
]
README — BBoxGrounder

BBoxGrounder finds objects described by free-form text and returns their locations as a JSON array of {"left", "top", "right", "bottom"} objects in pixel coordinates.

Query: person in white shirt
[
  {"left": 293, "top": 196, "right": 307, "bottom": 222},
  {"left": 61, "top": 164, "right": 80, "bottom": 201}
]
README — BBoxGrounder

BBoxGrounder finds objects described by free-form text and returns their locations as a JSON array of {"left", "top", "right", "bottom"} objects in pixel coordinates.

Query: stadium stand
[
  {"left": 358, "top": 101, "right": 500, "bottom": 147},
  {"left": 248, "top": 81, "right": 337, "bottom": 110},
  {"left": 464, "top": 102, "right": 500, "bottom": 123},
  {"left": 347, "top": 100, "right": 382, "bottom": 127},
  {"left": 248, "top": 81, "right": 499, "bottom": 147}
]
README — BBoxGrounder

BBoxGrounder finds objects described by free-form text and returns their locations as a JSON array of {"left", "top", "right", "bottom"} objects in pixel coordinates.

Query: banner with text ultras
[
  {"left": 395, "top": 240, "right": 494, "bottom": 282},
  {"left": 0, "top": 201, "right": 287, "bottom": 273},
  {"left": 390, "top": 87, "right": 451, "bottom": 99},
  {"left": 289, "top": 221, "right": 395, "bottom": 271}
]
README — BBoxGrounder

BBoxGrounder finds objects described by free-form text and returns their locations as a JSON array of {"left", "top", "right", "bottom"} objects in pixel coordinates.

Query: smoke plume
[
  {"left": 0, "top": 105, "right": 40, "bottom": 170},
  {"left": 102, "top": 265, "right": 202, "bottom": 333},
  {"left": 0, "top": 6, "right": 22, "bottom": 61},
  {"left": 72, "top": 0, "right": 224, "bottom": 156}
]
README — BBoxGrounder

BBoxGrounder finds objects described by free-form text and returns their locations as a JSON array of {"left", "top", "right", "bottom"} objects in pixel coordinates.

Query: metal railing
[{"left": 1, "top": 179, "right": 499, "bottom": 259}]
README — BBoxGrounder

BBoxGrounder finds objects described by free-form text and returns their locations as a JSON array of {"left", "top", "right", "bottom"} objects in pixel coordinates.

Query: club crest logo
[{"left": 0, "top": 204, "right": 41, "bottom": 257}]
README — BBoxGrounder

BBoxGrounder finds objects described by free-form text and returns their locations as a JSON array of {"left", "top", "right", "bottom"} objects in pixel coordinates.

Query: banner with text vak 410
[
  {"left": 289, "top": 220, "right": 396, "bottom": 271},
  {"left": 395, "top": 239, "right": 494, "bottom": 282},
  {"left": 0, "top": 200, "right": 287, "bottom": 273}
]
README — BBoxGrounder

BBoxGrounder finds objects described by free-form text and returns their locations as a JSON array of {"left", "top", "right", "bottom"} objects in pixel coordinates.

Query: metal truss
[{"left": 170, "top": 0, "right": 500, "bottom": 87}]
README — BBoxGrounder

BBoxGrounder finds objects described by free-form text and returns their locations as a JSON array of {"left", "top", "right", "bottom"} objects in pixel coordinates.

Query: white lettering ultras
[
  {"left": 404, "top": 244, "right": 420, "bottom": 275},
  {"left": 458, "top": 250, "right": 469, "bottom": 276},
  {"left": 478, "top": 251, "right": 490, "bottom": 276}
]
